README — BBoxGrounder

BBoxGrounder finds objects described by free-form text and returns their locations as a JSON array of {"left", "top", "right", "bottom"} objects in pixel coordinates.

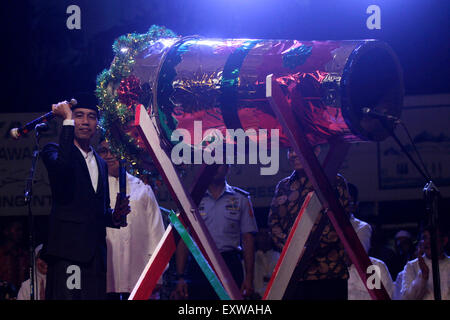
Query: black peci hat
[{"left": 71, "top": 91, "right": 99, "bottom": 117}]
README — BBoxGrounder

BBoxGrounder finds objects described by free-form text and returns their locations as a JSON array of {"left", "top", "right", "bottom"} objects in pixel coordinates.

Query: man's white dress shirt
[
  {"left": 254, "top": 249, "right": 280, "bottom": 298},
  {"left": 63, "top": 120, "right": 99, "bottom": 192}
]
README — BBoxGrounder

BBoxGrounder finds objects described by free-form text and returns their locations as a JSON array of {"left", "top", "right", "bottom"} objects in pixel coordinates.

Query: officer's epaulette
[{"left": 231, "top": 186, "right": 249, "bottom": 197}]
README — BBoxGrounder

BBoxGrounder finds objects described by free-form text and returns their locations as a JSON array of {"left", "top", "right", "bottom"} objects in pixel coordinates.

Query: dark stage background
[{"left": 1, "top": 0, "right": 449, "bottom": 113}]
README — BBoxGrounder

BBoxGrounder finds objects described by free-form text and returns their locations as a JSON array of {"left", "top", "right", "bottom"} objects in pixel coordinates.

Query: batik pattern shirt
[{"left": 268, "top": 170, "right": 350, "bottom": 281}]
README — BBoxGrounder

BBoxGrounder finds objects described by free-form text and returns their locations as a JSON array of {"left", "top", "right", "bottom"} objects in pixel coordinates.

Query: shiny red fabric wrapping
[{"left": 129, "top": 37, "right": 403, "bottom": 148}]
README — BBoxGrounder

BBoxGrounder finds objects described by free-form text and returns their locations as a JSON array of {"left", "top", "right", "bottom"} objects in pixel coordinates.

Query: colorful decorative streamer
[
  {"left": 167, "top": 210, "right": 231, "bottom": 300},
  {"left": 95, "top": 25, "right": 178, "bottom": 178}
]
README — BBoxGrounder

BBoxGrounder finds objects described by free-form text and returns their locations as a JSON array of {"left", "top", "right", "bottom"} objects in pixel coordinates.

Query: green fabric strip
[{"left": 168, "top": 210, "right": 231, "bottom": 300}]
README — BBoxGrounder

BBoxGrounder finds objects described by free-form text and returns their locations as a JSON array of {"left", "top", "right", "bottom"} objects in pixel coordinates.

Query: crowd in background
[{"left": 1, "top": 207, "right": 448, "bottom": 300}]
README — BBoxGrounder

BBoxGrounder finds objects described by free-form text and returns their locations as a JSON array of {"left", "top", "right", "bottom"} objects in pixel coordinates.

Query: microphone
[
  {"left": 118, "top": 159, "right": 128, "bottom": 226},
  {"left": 362, "top": 107, "right": 400, "bottom": 122},
  {"left": 10, "top": 99, "right": 77, "bottom": 139}
]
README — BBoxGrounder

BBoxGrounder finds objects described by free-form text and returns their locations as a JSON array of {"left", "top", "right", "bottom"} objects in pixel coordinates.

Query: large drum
[
  {"left": 132, "top": 37, "right": 403, "bottom": 145},
  {"left": 98, "top": 32, "right": 403, "bottom": 172}
]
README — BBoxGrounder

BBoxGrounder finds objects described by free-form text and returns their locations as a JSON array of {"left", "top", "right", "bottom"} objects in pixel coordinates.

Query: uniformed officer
[{"left": 171, "top": 164, "right": 258, "bottom": 300}]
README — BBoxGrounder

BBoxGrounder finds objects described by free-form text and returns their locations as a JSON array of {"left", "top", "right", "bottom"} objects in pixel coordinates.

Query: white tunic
[
  {"left": 348, "top": 257, "right": 394, "bottom": 300},
  {"left": 17, "top": 270, "right": 46, "bottom": 300},
  {"left": 400, "top": 254, "right": 450, "bottom": 300},
  {"left": 106, "top": 173, "right": 166, "bottom": 293},
  {"left": 349, "top": 215, "right": 372, "bottom": 253}
]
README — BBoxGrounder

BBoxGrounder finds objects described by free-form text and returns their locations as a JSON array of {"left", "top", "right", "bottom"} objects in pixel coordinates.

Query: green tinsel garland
[{"left": 96, "top": 25, "right": 178, "bottom": 177}]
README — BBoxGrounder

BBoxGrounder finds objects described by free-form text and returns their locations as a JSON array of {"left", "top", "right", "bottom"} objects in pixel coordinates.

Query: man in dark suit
[{"left": 41, "top": 94, "right": 130, "bottom": 300}]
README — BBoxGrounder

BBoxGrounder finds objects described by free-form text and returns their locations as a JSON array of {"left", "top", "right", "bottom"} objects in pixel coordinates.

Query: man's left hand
[
  {"left": 113, "top": 194, "right": 131, "bottom": 227},
  {"left": 241, "top": 276, "right": 254, "bottom": 298}
]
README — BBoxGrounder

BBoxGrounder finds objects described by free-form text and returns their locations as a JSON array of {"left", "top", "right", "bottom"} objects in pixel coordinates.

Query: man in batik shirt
[{"left": 268, "top": 146, "right": 351, "bottom": 300}]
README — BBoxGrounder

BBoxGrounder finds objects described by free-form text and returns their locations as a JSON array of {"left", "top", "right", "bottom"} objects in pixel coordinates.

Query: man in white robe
[{"left": 98, "top": 140, "right": 166, "bottom": 299}]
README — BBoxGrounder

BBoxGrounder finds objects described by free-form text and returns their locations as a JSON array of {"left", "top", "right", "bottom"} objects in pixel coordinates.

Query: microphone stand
[
  {"left": 380, "top": 118, "right": 441, "bottom": 300},
  {"left": 423, "top": 181, "right": 441, "bottom": 300},
  {"left": 24, "top": 124, "right": 45, "bottom": 300}
]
